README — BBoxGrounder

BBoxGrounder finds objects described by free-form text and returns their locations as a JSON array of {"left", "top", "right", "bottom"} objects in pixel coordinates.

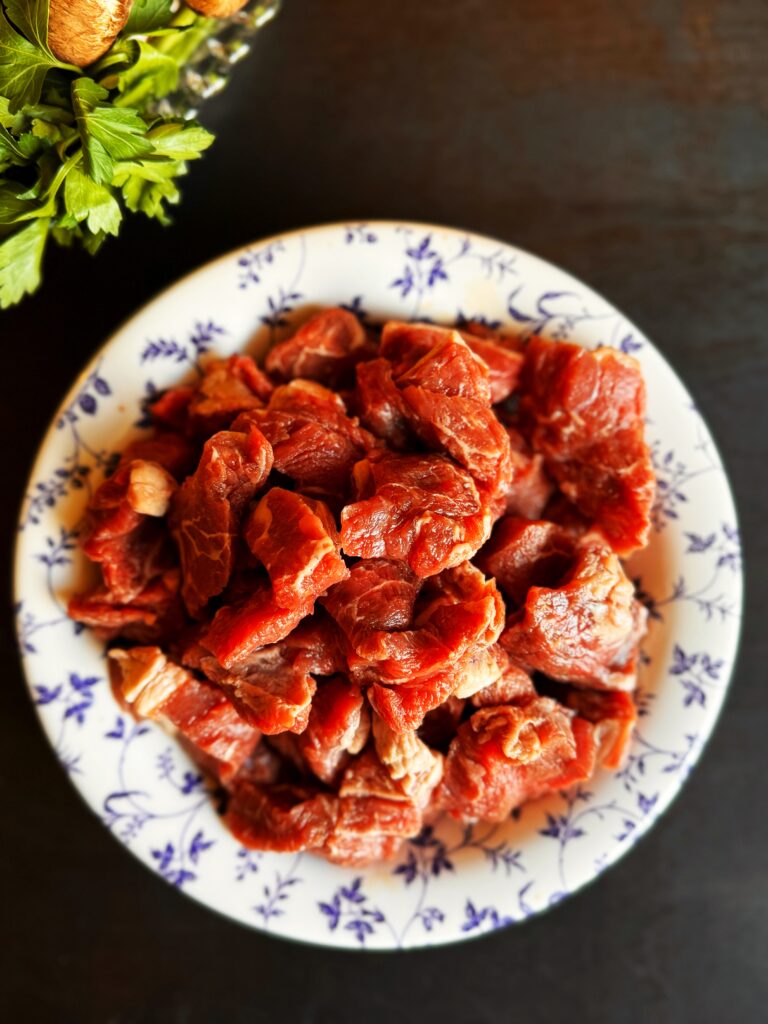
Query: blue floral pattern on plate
[{"left": 14, "top": 221, "right": 742, "bottom": 949}]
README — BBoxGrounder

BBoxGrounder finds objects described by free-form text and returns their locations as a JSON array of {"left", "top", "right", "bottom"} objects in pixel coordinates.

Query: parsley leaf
[
  {"left": 72, "top": 77, "right": 153, "bottom": 185},
  {"left": 148, "top": 121, "right": 214, "bottom": 159},
  {"left": 112, "top": 158, "right": 181, "bottom": 223},
  {"left": 115, "top": 40, "right": 179, "bottom": 107},
  {"left": 0, "top": 12, "right": 61, "bottom": 110},
  {"left": 0, "top": 181, "right": 34, "bottom": 224},
  {"left": 0, "top": 216, "right": 49, "bottom": 305},
  {"left": 0, "top": 122, "right": 25, "bottom": 163},
  {"left": 63, "top": 166, "right": 122, "bottom": 235},
  {"left": 124, "top": 0, "right": 175, "bottom": 35},
  {"left": 4, "top": 0, "right": 56, "bottom": 58}
]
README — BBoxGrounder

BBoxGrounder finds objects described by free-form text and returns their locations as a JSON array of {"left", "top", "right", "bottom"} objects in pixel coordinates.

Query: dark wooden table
[{"left": 3, "top": 1, "right": 766, "bottom": 1020}]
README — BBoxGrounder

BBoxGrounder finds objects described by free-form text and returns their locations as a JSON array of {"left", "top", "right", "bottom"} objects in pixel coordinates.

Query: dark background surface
[{"left": 2, "top": 1, "right": 767, "bottom": 1021}]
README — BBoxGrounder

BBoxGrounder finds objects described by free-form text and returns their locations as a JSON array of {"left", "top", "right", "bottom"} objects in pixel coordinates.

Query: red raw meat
[
  {"left": 462, "top": 336, "right": 523, "bottom": 403},
  {"left": 395, "top": 329, "right": 492, "bottom": 403},
  {"left": 539, "top": 715, "right": 598, "bottom": 794},
  {"left": 69, "top": 568, "right": 183, "bottom": 643},
  {"left": 230, "top": 742, "right": 285, "bottom": 787},
  {"left": 379, "top": 323, "right": 514, "bottom": 500},
  {"left": 400, "top": 387, "right": 513, "bottom": 494},
  {"left": 108, "top": 646, "right": 260, "bottom": 782},
  {"left": 244, "top": 488, "right": 348, "bottom": 610},
  {"left": 368, "top": 670, "right": 458, "bottom": 734},
  {"left": 277, "top": 610, "right": 347, "bottom": 676},
  {"left": 227, "top": 750, "right": 424, "bottom": 863},
  {"left": 470, "top": 664, "right": 537, "bottom": 708},
  {"left": 322, "top": 832, "right": 405, "bottom": 867},
  {"left": 321, "top": 557, "right": 420, "bottom": 654},
  {"left": 79, "top": 459, "right": 177, "bottom": 603},
  {"left": 192, "top": 638, "right": 316, "bottom": 733},
  {"left": 382, "top": 320, "right": 522, "bottom": 401},
  {"left": 298, "top": 676, "right": 369, "bottom": 784},
  {"left": 500, "top": 541, "right": 648, "bottom": 690},
  {"left": 380, "top": 320, "right": 444, "bottom": 372},
  {"left": 151, "top": 386, "right": 195, "bottom": 432},
  {"left": 502, "top": 426, "right": 554, "bottom": 519},
  {"left": 67, "top": 307, "right": 655, "bottom": 867},
  {"left": 238, "top": 380, "right": 377, "bottom": 497},
  {"left": 226, "top": 782, "right": 338, "bottom": 852},
  {"left": 369, "top": 643, "right": 508, "bottom": 733},
  {"left": 324, "top": 560, "right": 504, "bottom": 682},
  {"left": 354, "top": 358, "right": 411, "bottom": 449},
  {"left": 417, "top": 696, "right": 466, "bottom": 750},
  {"left": 340, "top": 452, "right": 491, "bottom": 577},
  {"left": 200, "top": 582, "right": 313, "bottom": 671},
  {"left": 265, "top": 307, "right": 376, "bottom": 387},
  {"left": 475, "top": 517, "right": 574, "bottom": 606},
  {"left": 170, "top": 426, "right": 273, "bottom": 616},
  {"left": 566, "top": 689, "right": 637, "bottom": 770},
  {"left": 188, "top": 354, "right": 273, "bottom": 434},
  {"left": 520, "top": 337, "right": 655, "bottom": 555},
  {"left": 119, "top": 431, "right": 198, "bottom": 481},
  {"left": 439, "top": 698, "right": 579, "bottom": 821}
]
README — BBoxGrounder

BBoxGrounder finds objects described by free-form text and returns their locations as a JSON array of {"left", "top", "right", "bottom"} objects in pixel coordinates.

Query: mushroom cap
[
  {"left": 48, "top": 0, "right": 133, "bottom": 67},
  {"left": 184, "top": 0, "right": 251, "bottom": 18}
]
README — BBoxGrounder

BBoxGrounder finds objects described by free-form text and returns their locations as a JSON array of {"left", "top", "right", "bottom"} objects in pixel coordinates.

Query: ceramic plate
[{"left": 14, "top": 221, "right": 742, "bottom": 948}]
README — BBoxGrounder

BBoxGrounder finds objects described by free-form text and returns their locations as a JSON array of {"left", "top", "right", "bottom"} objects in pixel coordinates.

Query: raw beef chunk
[
  {"left": 78, "top": 459, "right": 177, "bottom": 603},
  {"left": 109, "top": 646, "right": 260, "bottom": 781},
  {"left": 298, "top": 676, "right": 369, "bottom": 784},
  {"left": 354, "top": 358, "right": 411, "bottom": 449},
  {"left": 323, "top": 560, "right": 504, "bottom": 682},
  {"left": 245, "top": 488, "right": 348, "bottom": 609},
  {"left": 566, "top": 689, "right": 637, "bottom": 769},
  {"left": 192, "top": 633, "right": 317, "bottom": 733},
  {"left": 340, "top": 452, "right": 491, "bottom": 576},
  {"left": 501, "top": 541, "right": 648, "bottom": 691},
  {"left": 475, "top": 517, "right": 575, "bottom": 606},
  {"left": 520, "top": 337, "right": 654, "bottom": 555},
  {"left": 439, "top": 699, "right": 591, "bottom": 821},
  {"left": 170, "top": 426, "right": 273, "bottom": 615},
  {"left": 188, "top": 354, "right": 273, "bottom": 434},
  {"left": 238, "top": 380, "right": 378, "bottom": 497},
  {"left": 265, "top": 307, "right": 376, "bottom": 387}
]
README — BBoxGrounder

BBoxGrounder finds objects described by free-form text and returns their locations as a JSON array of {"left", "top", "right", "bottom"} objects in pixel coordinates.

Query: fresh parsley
[{"left": 0, "top": 0, "right": 274, "bottom": 309}]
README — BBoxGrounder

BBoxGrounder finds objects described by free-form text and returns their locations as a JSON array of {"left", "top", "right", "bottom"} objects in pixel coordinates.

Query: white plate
[{"left": 14, "top": 221, "right": 743, "bottom": 948}]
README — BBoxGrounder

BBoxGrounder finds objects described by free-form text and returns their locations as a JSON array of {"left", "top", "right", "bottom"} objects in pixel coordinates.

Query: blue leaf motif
[
  {"left": 70, "top": 673, "right": 99, "bottom": 693},
  {"left": 181, "top": 771, "right": 203, "bottom": 795},
  {"left": 340, "top": 877, "right": 365, "bottom": 904},
  {"left": 671, "top": 645, "right": 697, "bottom": 675},
  {"left": 637, "top": 792, "right": 658, "bottom": 815},
  {"left": 34, "top": 684, "right": 62, "bottom": 705},
  {"left": 318, "top": 897, "right": 341, "bottom": 930},
  {"left": 152, "top": 843, "right": 175, "bottom": 872},
  {"left": 105, "top": 717, "right": 125, "bottom": 740},
  {"left": 78, "top": 393, "right": 97, "bottom": 415},
  {"left": 189, "top": 830, "right": 214, "bottom": 864},
  {"left": 685, "top": 532, "right": 716, "bottom": 553}
]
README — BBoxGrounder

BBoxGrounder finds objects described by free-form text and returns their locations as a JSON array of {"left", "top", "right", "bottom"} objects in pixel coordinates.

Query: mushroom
[
  {"left": 184, "top": 0, "right": 250, "bottom": 17},
  {"left": 48, "top": 0, "right": 133, "bottom": 68}
]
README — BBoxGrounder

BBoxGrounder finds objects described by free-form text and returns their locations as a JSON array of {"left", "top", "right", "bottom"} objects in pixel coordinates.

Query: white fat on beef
[
  {"left": 451, "top": 644, "right": 508, "bottom": 698},
  {"left": 372, "top": 716, "right": 443, "bottom": 807},
  {"left": 109, "top": 646, "right": 188, "bottom": 718},
  {"left": 126, "top": 460, "right": 177, "bottom": 517}
]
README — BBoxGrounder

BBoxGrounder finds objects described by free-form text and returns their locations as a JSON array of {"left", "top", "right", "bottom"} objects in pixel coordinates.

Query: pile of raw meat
[{"left": 68, "top": 309, "right": 655, "bottom": 866}]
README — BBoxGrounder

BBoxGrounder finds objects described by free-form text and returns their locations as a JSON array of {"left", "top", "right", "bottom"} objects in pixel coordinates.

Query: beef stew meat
[{"left": 68, "top": 309, "right": 654, "bottom": 866}]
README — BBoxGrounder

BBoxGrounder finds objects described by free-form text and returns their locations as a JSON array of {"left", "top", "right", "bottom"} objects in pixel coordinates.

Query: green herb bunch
[{"left": 0, "top": 0, "right": 269, "bottom": 309}]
